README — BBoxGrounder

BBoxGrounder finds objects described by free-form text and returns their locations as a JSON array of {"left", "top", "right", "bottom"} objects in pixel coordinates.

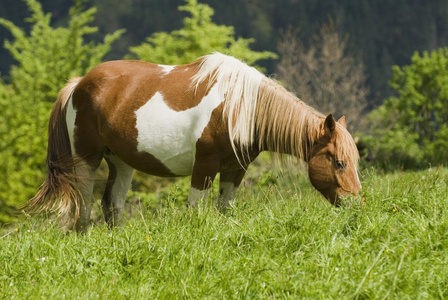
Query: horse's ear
[
  {"left": 337, "top": 116, "right": 347, "bottom": 129},
  {"left": 324, "top": 114, "right": 336, "bottom": 136}
]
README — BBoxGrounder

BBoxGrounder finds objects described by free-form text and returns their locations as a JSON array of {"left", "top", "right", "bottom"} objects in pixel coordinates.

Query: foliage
[
  {"left": 0, "top": 0, "right": 123, "bottom": 224},
  {"left": 1, "top": 168, "right": 448, "bottom": 298},
  {"left": 128, "top": 0, "right": 277, "bottom": 67},
  {"left": 2, "top": 0, "right": 448, "bottom": 105},
  {"left": 276, "top": 19, "right": 369, "bottom": 131},
  {"left": 365, "top": 48, "right": 448, "bottom": 169},
  {"left": 1, "top": 0, "right": 124, "bottom": 102}
]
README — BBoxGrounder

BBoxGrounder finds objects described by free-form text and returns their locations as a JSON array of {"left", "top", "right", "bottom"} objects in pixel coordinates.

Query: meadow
[{"left": 1, "top": 165, "right": 448, "bottom": 299}]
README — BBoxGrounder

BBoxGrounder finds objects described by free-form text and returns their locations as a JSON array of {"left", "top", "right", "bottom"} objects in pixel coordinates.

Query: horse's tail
[{"left": 22, "top": 77, "right": 82, "bottom": 224}]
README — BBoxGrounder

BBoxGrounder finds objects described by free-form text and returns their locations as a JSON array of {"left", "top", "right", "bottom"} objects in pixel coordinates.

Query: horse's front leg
[
  {"left": 187, "top": 156, "right": 220, "bottom": 207},
  {"left": 216, "top": 168, "right": 247, "bottom": 210}
]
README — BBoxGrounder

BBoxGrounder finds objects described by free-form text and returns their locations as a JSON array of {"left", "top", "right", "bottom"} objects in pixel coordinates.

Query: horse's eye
[{"left": 335, "top": 160, "right": 346, "bottom": 170}]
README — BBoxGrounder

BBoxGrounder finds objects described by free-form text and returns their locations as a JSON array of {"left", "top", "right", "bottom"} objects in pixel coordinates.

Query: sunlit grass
[{"left": 1, "top": 167, "right": 448, "bottom": 298}]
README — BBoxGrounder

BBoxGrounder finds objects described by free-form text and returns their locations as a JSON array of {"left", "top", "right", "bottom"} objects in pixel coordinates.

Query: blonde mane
[
  {"left": 192, "top": 52, "right": 359, "bottom": 167},
  {"left": 192, "top": 52, "right": 264, "bottom": 158}
]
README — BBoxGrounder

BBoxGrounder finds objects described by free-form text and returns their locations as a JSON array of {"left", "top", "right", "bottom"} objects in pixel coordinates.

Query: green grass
[{"left": 1, "top": 167, "right": 448, "bottom": 299}]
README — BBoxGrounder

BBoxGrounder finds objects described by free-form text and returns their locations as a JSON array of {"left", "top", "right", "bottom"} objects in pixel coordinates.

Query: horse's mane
[
  {"left": 192, "top": 52, "right": 264, "bottom": 157},
  {"left": 192, "top": 52, "right": 359, "bottom": 167}
]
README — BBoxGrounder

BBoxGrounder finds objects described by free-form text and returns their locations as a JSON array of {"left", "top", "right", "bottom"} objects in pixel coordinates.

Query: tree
[
  {"left": 128, "top": 0, "right": 277, "bottom": 68},
  {"left": 365, "top": 48, "right": 448, "bottom": 168},
  {"left": 276, "top": 19, "right": 369, "bottom": 131},
  {"left": 0, "top": 0, "right": 123, "bottom": 224},
  {"left": 126, "top": 0, "right": 277, "bottom": 195}
]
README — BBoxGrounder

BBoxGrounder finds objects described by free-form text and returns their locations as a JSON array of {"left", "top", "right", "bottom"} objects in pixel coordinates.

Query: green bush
[
  {"left": 0, "top": 0, "right": 123, "bottom": 224},
  {"left": 365, "top": 48, "right": 448, "bottom": 169}
]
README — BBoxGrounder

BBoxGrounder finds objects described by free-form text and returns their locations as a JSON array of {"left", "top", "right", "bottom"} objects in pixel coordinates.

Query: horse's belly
[
  {"left": 134, "top": 86, "right": 223, "bottom": 176},
  {"left": 155, "top": 151, "right": 194, "bottom": 175}
]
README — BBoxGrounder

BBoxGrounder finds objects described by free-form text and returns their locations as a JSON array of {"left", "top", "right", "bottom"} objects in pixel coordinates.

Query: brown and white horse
[{"left": 25, "top": 53, "right": 361, "bottom": 231}]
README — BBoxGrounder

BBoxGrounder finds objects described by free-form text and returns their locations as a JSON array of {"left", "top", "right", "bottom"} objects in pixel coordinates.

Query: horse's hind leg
[
  {"left": 74, "top": 159, "right": 99, "bottom": 232},
  {"left": 102, "top": 150, "right": 134, "bottom": 227},
  {"left": 59, "top": 155, "right": 100, "bottom": 232}
]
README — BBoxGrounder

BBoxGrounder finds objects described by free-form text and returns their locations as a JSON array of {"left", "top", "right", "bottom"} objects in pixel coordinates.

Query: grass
[{"left": 1, "top": 166, "right": 448, "bottom": 299}]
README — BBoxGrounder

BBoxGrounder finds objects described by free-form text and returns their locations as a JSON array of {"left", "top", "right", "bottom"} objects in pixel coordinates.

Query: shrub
[
  {"left": 365, "top": 48, "right": 448, "bottom": 169},
  {"left": 0, "top": 0, "right": 123, "bottom": 224}
]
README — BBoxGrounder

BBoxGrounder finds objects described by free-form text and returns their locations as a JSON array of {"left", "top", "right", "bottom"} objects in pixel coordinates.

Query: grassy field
[{"left": 1, "top": 166, "right": 448, "bottom": 299}]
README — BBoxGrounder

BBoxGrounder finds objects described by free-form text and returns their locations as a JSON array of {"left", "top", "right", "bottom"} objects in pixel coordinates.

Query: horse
[{"left": 24, "top": 52, "right": 361, "bottom": 231}]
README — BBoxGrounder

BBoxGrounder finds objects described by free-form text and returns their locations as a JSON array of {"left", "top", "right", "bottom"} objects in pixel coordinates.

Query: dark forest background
[{"left": 1, "top": 0, "right": 448, "bottom": 107}]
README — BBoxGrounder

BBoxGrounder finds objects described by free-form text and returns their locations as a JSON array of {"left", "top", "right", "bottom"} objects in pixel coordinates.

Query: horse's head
[{"left": 307, "top": 114, "right": 361, "bottom": 205}]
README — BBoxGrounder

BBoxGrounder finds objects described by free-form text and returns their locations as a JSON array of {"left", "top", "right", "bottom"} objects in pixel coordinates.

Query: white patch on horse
[
  {"left": 65, "top": 95, "right": 77, "bottom": 155},
  {"left": 160, "top": 65, "right": 175, "bottom": 75},
  {"left": 135, "top": 85, "right": 223, "bottom": 175},
  {"left": 187, "top": 187, "right": 208, "bottom": 207}
]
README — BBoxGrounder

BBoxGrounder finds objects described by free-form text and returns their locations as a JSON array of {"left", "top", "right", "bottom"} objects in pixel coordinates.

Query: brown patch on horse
[
  {"left": 158, "top": 59, "right": 212, "bottom": 111},
  {"left": 191, "top": 101, "right": 257, "bottom": 190}
]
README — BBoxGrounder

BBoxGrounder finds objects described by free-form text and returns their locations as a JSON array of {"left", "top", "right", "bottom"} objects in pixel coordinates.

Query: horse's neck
[{"left": 255, "top": 79, "right": 323, "bottom": 160}]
